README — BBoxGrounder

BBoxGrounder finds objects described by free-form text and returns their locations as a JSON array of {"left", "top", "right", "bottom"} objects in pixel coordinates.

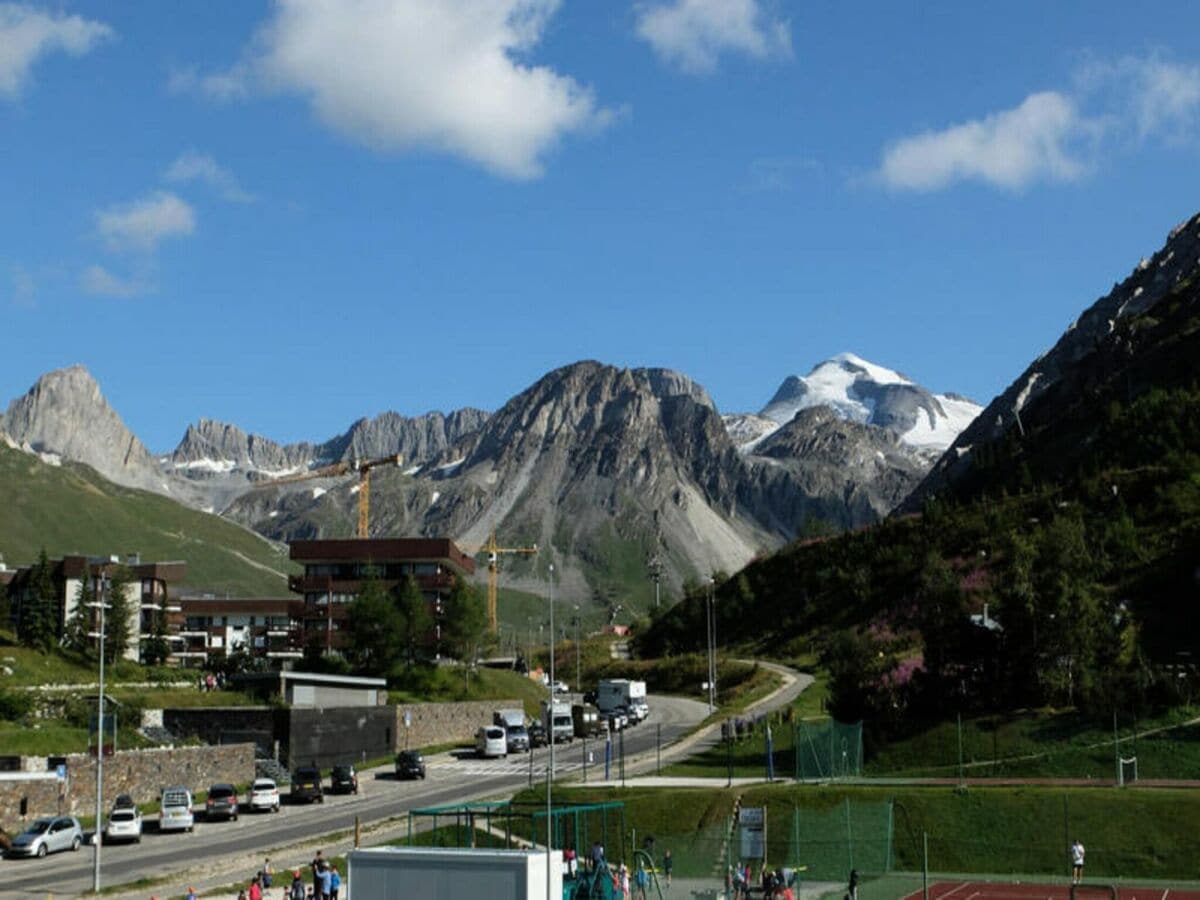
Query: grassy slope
[
  {"left": 0, "top": 443, "right": 296, "bottom": 595},
  {"left": 526, "top": 784, "right": 1200, "bottom": 881}
]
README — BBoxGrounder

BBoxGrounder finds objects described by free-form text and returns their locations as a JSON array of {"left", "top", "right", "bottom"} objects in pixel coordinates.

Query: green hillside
[
  {"left": 0, "top": 443, "right": 296, "bottom": 595},
  {"left": 639, "top": 277, "right": 1200, "bottom": 740}
]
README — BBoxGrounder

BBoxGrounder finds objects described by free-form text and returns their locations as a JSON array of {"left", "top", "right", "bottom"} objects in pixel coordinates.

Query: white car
[
  {"left": 248, "top": 778, "right": 281, "bottom": 813},
  {"left": 552, "top": 680, "right": 570, "bottom": 694},
  {"left": 105, "top": 807, "right": 142, "bottom": 843},
  {"left": 476, "top": 725, "right": 507, "bottom": 759}
]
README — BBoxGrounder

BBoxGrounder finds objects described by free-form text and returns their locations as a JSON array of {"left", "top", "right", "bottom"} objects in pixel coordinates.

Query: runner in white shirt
[{"left": 1071, "top": 839, "right": 1086, "bottom": 884}]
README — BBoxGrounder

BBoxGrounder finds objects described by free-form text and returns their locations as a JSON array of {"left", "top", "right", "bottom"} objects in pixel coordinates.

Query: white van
[
  {"left": 159, "top": 786, "right": 194, "bottom": 833},
  {"left": 476, "top": 725, "right": 507, "bottom": 759}
]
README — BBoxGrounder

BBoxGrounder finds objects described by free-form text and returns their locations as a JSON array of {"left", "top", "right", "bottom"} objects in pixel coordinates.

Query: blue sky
[{"left": 3, "top": 0, "right": 1199, "bottom": 451}]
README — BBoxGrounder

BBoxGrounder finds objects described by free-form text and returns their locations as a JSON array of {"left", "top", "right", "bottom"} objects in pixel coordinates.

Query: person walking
[
  {"left": 248, "top": 875, "right": 263, "bottom": 900},
  {"left": 316, "top": 862, "right": 332, "bottom": 900},
  {"left": 289, "top": 871, "right": 306, "bottom": 900},
  {"left": 262, "top": 857, "right": 273, "bottom": 889},
  {"left": 1071, "top": 839, "right": 1086, "bottom": 884},
  {"left": 634, "top": 862, "right": 648, "bottom": 900},
  {"left": 846, "top": 868, "right": 859, "bottom": 900},
  {"left": 329, "top": 866, "right": 342, "bottom": 900},
  {"left": 663, "top": 849, "right": 673, "bottom": 888}
]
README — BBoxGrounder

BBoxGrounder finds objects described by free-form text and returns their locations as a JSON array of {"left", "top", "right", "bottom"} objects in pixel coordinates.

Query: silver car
[
  {"left": 105, "top": 807, "right": 143, "bottom": 843},
  {"left": 6, "top": 816, "right": 84, "bottom": 858}
]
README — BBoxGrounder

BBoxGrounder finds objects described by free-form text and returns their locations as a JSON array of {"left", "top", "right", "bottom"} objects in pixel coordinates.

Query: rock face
[
  {"left": 1, "top": 365, "right": 165, "bottom": 493},
  {"left": 909, "top": 211, "right": 1200, "bottom": 505}
]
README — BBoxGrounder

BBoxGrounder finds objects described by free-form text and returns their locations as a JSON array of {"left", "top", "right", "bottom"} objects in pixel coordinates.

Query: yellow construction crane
[
  {"left": 466, "top": 530, "right": 538, "bottom": 634},
  {"left": 252, "top": 454, "right": 402, "bottom": 538}
]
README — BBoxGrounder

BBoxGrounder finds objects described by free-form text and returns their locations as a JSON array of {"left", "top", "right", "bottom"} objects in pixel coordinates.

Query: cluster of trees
[
  {"left": 12, "top": 549, "right": 135, "bottom": 665},
  {"left": 330, "top": 571, "right": 489, "bottom": 678}
]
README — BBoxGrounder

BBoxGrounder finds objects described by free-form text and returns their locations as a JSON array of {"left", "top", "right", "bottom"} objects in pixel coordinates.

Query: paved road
[{"left": 2, "top": 693, "right": 709, "bottom": 898}]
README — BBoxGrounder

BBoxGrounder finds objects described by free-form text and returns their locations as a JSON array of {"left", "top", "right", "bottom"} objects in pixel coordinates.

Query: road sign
[{"left": 55, "top": 764, "right": 67, "bottom": 782}]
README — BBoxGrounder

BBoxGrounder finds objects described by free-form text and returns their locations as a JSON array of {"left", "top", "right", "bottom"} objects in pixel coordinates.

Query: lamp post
[
  {"left": 547, "top": 562, "right": 555, "bottom": 900},
  {"left": 89, "top": 571, "right": 111, "bottom": 893},
  {"left": 573, "top": 604, "right": 581, "bottom": 697},
  {"left": 706, "top": 576, "right": 717, "bottom": 713}
]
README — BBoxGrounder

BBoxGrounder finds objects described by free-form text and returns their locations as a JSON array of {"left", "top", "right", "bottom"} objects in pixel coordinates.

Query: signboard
[
  {"left": 55, "top": 764, "right": 67, "bottom": 782},
  {"left": 738, "top": 806, "right": 766, "bottom": 859}
]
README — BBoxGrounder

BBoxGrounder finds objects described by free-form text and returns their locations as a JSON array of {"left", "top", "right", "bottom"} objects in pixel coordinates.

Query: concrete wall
[
  {"left": 287, "top": 707, "right": 396, "bottom": 769},
  {"left": 0, "top": 744, "right": 255, "bottom": 833},
  {"left": 163, "top": 706, "right": 281, "bottom": 758},
  {"left": 394, "top": 699, "right": 523, "bottom": 751}
]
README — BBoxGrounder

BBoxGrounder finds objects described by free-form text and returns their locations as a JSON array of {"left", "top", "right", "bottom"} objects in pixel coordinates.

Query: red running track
[{"left": 901, "top": 880, "right": 1200, "bottom": 900}]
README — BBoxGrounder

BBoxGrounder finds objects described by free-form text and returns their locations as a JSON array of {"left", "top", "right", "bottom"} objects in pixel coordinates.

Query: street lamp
[
  {"left": 700, "top": 578, "right": 710, "bottom": 720},
  {"left": 87, "top": 571, "right": 111, "bottom": 893},
  {"left": 573, "top": 604, "right": 581, "bottom": 697},
  {"left": 547, "top": 562, "right": 555, "bottom": 900}
]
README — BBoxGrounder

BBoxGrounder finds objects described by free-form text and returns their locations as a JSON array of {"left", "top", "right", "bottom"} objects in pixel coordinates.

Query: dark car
[
  {"left": 330, "top": 764, "right": 358, "bottom": 794},
  {"left": 112, "top": 793, "right": 136, "bottom": 811},
  {"left": 290, "top": 766, "right": 324, "bottom": 804},
  {"left": 395, "top": 750, "right": 426, "bottom": 780},
  {"left": 205, "top": 783, "right": 239, "bottom": 821},
  {"left": 527, "top": 721, "right": 548, "bottom": 748}
]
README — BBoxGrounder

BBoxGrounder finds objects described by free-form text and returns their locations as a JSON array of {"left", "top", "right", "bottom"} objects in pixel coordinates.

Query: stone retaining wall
[
  {"left": 0, "top": 744, "right": 255, "bottom": 833},
  {"left": 393, "top": 698, "right": 523, "bottom": 749}
]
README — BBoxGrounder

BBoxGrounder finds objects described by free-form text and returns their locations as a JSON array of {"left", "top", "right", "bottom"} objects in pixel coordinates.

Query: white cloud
[
  {"left": 635, "top": 0, "right": 791, "bottom": 74},
  {"left": 80, "top": 265, "right": 151, "bottom": 298},
  {"left": 95, "top": 191, "right": 196, "bottom": 252},
  {"left": 0, "top": 3, "right": 112, "bottom": 98},
  {"left": 877, "top": 53, "right": 1200, "bottom": 194},
  {"left": 167, "top": 64, "right": 249, "bottom": 103},
  {"left": 180, "top": 0, "right": 612, "bottom": 179},
  {"left": 877, "top": 92, "right": 1092, "bottom": 192},
  {"left": 1076, "top": 55, "right": 1200, "bottom": 142},
  {"left": 164, "top": 151, "right": 255, "bottom": 203}
]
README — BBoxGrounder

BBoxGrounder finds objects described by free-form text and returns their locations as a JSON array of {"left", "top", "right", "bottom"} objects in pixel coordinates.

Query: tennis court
[{"left": 901, "top": 879, "right": 1200, "bottom": 899}]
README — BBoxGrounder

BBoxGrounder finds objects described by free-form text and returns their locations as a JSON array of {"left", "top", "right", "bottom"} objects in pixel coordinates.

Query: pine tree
[
  {"left": 103, "top": 566, "right": 133, "bottom": 665},
  {"left": 64, "top": 572, "right": 95, "bottom": 655},
  {"left": 19, "top": 548, "right": 58, "bottom": 651},
  {"left": 344, "top": 568, "right": 403, "bottom": 675},
  {"left": 442, "top": 575, "right": 487, "bottom": 666},
  {"left": 142, "top": 596, "right": 170, "bottom": 667},
  {"left": 395, "top": 575, "right": 433, "bottom": 666}
]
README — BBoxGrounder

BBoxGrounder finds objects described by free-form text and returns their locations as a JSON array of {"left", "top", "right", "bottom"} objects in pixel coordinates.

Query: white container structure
[{"left": 346, "top": 846, "right": 562, "bottom": 900}]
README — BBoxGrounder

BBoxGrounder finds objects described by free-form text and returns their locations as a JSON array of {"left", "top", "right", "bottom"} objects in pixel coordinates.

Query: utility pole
[
  {"left": 547, "top": 562, "right": 555, "bottom": 900},
  {"left": 573, "top": 604, "right": 581, "bottom": 695},
  {"left": 89, "top": 570, "right": 111, "bottom": 894}
]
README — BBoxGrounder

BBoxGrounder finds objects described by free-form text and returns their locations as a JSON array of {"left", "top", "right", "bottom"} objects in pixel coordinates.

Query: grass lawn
[
  {"left": 532, "top": 783, "right": 1200, "bottom": 882},
  {"left": 389, "top": 666, "right": 549, "bottom": 718},
  {"left": 864, "top": 706, "right": 1200, "bottom": 780},
  {"left": 0, "top": 720, "right": 150, "bottom": 755},
  {"left": 0, "top": 633, "right": 200, "bottom": 687}
]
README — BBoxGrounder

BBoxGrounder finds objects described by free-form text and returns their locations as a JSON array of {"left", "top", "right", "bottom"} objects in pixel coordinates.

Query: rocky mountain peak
[{"left": 2, "top": 364, "right": 163, "bottom": 492}]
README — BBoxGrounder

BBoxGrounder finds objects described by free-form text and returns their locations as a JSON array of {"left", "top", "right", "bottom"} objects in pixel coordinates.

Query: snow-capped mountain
[{"left": 755, "top": 353, "right": 980, "bottom": 453}]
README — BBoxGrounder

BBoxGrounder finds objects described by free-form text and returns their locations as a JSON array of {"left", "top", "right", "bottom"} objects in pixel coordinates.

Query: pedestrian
[
  {"left": 634, "top": 863, "right": 648, "bottom": 900},
  {"left": 310, "top": 850, "right": 325, "bottom": 896},
  {"left": 186, "top": 888, "right": 197, "bottom": 900},
  {"left": 1071, "top": 839, "right": 1086, "bottom": 884},
  {"left": 846, "top": 868, "right": 859, "bottom": 900},
  {"left": 316, "top": 862, "right": 332, "bottom": 900},
  {"left": 329, "top": 866, "right": 341, "bottom": 900},
  {"left": 238, "top": 892, "right": 248, "bottom": 900},
  {"left": 619, "top": 862, "right": 631, "bottom": 900},
  {"left": 289, "top": 870, "right": 306, "bottom": 900},
  {"left": 248, "top": 875, "right": 263, "bottom": 900},
  {"left": 262, "top": 856, "right": 273, "bottom": 888},
  {"left": 591, "top": 839, "right": 605, "bottom": 871},
  {"left": 731, "top": 863, "right": 744, "bottom": 900},
  {"left": 663, "top": 849, "right": 673, "bottom": 888}
]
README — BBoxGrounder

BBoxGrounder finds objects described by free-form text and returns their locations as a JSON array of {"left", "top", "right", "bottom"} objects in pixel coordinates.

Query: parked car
[
  {"left": 527, "top": 721, "right": 548, "bottom": 748},
  {"left": 104, "top": 807, "right": 142, "bottom": 844},
  {"left": 159, "top": 786, "right": 195, "bottom": 833},
  {"left": 291, "top": 766, "right": 324, "bottom": 804},
  {"left": 395, "top": 750, "right": 426, "bottom": 780},
  {"left": 6, "top": 817, "right": 83, "bottom": 857},
  {"left": 330, "top": 764, "right": 358, "bottom": 795},
  {"left": 205, "top": 783, "right": 239, "bottom": 821},
  {"left": 112, "top": 793, "right": 136, "bottom": 810},
  {"left": 248, "top": 778, "right": 281, "bottom": 813},
  {"left": 552, "top": 680, "right": 570, "bottom": 694},
  {"left": 476, "top": 725, "right": 507, "bottom": 759},
  {"left": 505, "top": 723, "right": 530, "bottom": 754}
]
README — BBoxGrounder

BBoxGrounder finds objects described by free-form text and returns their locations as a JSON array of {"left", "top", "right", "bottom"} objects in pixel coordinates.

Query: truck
[
  {"left": 542, "top": 700, "right": 574, "bottom": 743},
  {"left": 571, "top": 702, "right": 606, "bottom": 738},
  {"left": 596, "top": 679, "right": 649, "bottom": 724},
  {"left": 494, "top": 708, "right": 530, "bottom": 753}
]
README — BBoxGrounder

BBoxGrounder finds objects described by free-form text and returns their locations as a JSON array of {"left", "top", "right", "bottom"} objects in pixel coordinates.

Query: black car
[
  {"left": 330, "top": 764, "right": 358, "bottom": 794},
  {"left": 395, "top": 750, "right": 426, "bottom": 780},
  {"left": 205, "top": 783, "right": 239, "bottom": 821},
  {"left": 527, "top": 721, "right": 548, "bottom": 748},
  {"left": 290, "top": 766, "right": 324, "bottom": 804}
]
